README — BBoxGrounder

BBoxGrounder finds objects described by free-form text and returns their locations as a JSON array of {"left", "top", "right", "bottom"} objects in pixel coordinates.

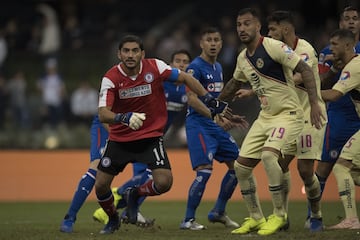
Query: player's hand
[
  {"left": 310, "top": 103, "right": 326, "bottom": 130},
  {"left": 114, "top": 112, "right": 146, "bottom": 130},
  {"left": 232, "top": 88, "right": 254, "bottom": 101},
  {"left": 214, "top": 113, "right": 249, "bottom": 131},
  {"left": 200, "top": 93, "right": 229, "bottom": 118}
]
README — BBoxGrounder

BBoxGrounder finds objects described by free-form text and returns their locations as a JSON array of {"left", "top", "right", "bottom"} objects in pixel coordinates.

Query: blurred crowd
[{"left": 0, "top": 0, "right": 358, "bottom": 148}]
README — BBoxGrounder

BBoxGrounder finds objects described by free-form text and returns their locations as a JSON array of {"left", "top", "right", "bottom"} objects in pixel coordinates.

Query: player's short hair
[
  {"left": 170, "top": 49, "right": 192, "bottom": 63},
  {"left": 267, "top": 10, "right": 294, "bottom": 25},
  {"left": 118, "top": 35, "right": 144, "bottom": 50},
  {"left": 238, "top": 8, "right": 261, "bottom": 21},
  {"left": 341, "top": 6, "right": 359, "bottom": 19},
  {"left": 200, "top": 26, "right": 221, "bottom": 37},
  {"left": 330, "top": 28, "right": 355, "bottom": 43}
]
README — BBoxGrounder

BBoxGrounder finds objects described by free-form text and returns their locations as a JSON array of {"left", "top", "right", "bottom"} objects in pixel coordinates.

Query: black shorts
[{"left": 98, "top": 137, "right": 171, "bottom": 175}]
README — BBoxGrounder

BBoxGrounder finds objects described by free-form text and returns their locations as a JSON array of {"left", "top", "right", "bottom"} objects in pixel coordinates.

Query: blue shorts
[
  {"left": 185, "top": 116, "right": 239, "bottom": 169},
  {"left": 321, "top": 112, "right": 360, "bottom": 163},
  {"left": 90, "top": 116, "right": 108, "bottom": 162}
]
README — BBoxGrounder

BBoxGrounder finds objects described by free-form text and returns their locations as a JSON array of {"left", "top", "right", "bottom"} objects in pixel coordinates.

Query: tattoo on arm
[
  {"left": 218, "top": 78, "right": 242, "bottom": 101},
  {"left": 294, "top": 61, "right": 318, "bottom": 104}
]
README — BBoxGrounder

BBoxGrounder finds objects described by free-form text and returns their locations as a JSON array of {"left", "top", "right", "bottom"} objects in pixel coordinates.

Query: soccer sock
[
  {"left": 184, "top": 169, "right": 211, "bottom": 221},
  {"left": 138, "top": 179, "right": 160, "bottom": 196},
  {"left": 316, "top": 172, "right": 327, "bottom": 196},
  {"left": 66, "top": 169, "right": 97, "bottom": 219},
  {"left": 116, "top": 170, "right": 150, "bottom": 208},
  {"left": 213, "top": 169, "right": 237, "bottom": 214},
  {"left": 307, "top": 173, "right": 327, "bottom": 218},
  {"left": 261, "top": 151, "right": 285, "bottom": 217},
  {"left": 282, "top": 171, "right": 291, "bottom": 212},
  {"left": 97, "top": 191, "right": 117, "bottom": 217},
  {"left": 304, "top": 175, "right": 321, "bottom": 218},
  {"left": 333, "top": 163, "right": 357, "bottom": 219},
  {"left": 234, "top": 161, "right": 264, "bottom": 220}
]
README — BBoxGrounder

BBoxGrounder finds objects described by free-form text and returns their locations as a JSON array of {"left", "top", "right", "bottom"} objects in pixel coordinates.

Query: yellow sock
[
  {"left": 304, "top": 175, "right": 321, "bottom": 218},
  {"left": 234, "top": 161, "right": 264, "bottom": 220},
  {"left": 333, "top": 163, "right": 357, "bottom": 219},
  {"left": 261, "top": 151, "right": 285, "bottom": 217}
]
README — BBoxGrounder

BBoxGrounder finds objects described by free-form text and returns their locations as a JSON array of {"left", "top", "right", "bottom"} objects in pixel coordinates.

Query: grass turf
[{"left": 0, "top": 200, "right": 359, "bottom": 240}]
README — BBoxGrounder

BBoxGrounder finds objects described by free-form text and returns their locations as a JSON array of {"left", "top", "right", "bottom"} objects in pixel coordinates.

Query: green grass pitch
[{"left": 0, "top": 200, "right": 359, "bottom": 240}]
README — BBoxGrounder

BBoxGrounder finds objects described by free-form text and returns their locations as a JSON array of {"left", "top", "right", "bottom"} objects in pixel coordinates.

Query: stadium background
[{"left": 0, "top": 0, "right": 359, "bottom": 202}]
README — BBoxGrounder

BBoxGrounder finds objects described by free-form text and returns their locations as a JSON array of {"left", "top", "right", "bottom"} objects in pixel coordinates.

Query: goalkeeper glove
[{"left": 114, "top": 112, "right": 146, "bottom": 130}]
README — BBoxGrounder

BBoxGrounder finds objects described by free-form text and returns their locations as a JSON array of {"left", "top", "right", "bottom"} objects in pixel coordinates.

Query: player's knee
[
  {"left": 234, "top": 160, "right": 253, "bottom": 181},
  {"left": 333, "top": 163, "right": 351, "bottom": 180},
  {"left": 153, "top": 169, "right": 173, "bottom": 193}
]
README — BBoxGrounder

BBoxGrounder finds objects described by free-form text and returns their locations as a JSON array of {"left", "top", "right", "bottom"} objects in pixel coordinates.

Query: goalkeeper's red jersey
[{"left": 98, "top": 58, "right": 179, "bottom": 142}]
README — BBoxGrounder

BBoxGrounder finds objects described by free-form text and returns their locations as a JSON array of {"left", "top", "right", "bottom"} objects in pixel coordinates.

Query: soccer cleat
[
  {"left": 60, "top": 215, "right": 76, "bottom": 233},
  {"left": 180, "top": 218, "right": 206, "bottom": 230},
  {"left": 208, "top": 211, "right": 239, "bottom": 228},
  {"left": 112, "top": 187, "right": 122, "bottom": 207},
  {"left": 99, "top": 213, "right": 120, "bottom": 234},
  {"left": 120, "top": 210, "right": 155, "bottom": 228},
  {"left": 328, "top": 217, "right": 360, "bottom": 229},
  {"left": 309, "top": 217, "right": 324, "bottom": 232},
  {"left": 123, "top": 187, "right": 140, "bottom": 224},
  {"left": 257, "top": 214, "right": 287, "bottom": 236},
  {"left": 231, "top": 217, "right": 266, "bottom": 234},
  {"left": 266, "top": 214, "right": 290, "bottom": 231},
  {"left": 93, "top": 207, "right": 108, "bottom": 224}
]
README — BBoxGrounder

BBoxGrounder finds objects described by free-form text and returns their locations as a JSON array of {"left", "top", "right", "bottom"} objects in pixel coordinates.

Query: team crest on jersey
[
  {"left": 187, "top": 69, "right": 194, "bottom": 76},
  {"left": 256, "top": 58, "right": 264, "bottom": 68},
  {"left": 281, "top": 44, "right": 293, "bottom": 54},
  {"left": 318, "top": 53, "right": 325, "bottom": 64},
  {"left": 144, "top": 73, "right": 154, "bottom": 83},
  {"left": 101, "top": 157, "right": 111, "bottom": 168},
  {"left": 340, "top": 71, "right": 350, "bottom": 80}
]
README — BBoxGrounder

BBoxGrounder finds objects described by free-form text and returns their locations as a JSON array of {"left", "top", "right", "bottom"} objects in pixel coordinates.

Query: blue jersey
[
  {"left": 163, "top": 81, "right": 187, "bottom": 132},
  {"left": 185, "top": 56, "right": 239, "bottom": 169},
  {"left": 318, "top": 42, "right": 360, "bottom": 162}
]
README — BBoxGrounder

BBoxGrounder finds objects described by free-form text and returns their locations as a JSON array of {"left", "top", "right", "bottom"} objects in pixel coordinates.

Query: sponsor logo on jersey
[
  {"left": 300, "top": 53, "right": 309, "bottom": 62},
  {"left": 340, "top": 71, "right": 350, "bottom": 81},
  {"left": 119, "top": 84, "right": 152, "bottom": 99},
  {"left": 206, "top": 82, "right": 223, "bottom": 92}
]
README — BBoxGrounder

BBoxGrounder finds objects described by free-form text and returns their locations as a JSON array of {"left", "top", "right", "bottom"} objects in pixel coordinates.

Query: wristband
[{"left": 114, "top": 113, "right": 128, "bottom": 124}]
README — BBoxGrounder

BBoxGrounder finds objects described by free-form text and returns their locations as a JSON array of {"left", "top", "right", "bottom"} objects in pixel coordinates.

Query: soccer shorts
[
  {"left": 321, "top": 112, "right": 360, "bottom": 163},
  {"left": 340, "top": 130, "right": 360, "bottom": 167},
  {"left": 240, "top": 112, "right": 304, "bottom": 159},
  {"left": 98, "top": 137, "right": 171, "bottom": 175},
  {"left": 185, "top": 120, "right": 239, "bottom": 169}
]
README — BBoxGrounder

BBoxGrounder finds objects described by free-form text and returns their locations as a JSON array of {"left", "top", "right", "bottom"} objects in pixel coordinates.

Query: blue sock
[
  {"left": 66, "top": 169, "right": 97, "bottom": 219},
  {"left": 184, "top": 169, "right": 211, "bottom": 221},
  {"left": 212, "top": 170, "right": 237, "bottom": 214}
]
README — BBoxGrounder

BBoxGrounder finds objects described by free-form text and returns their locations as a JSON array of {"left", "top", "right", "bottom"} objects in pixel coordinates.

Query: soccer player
[
  {"left": 321, "top": 29, "right": 360, "bottom": 230},
  {"left": 95, "top": 34, "right": 229, "bottom": 234},
  {"left": 266, "top": 10, "right": 327, "bottom": 232},
  {"left": 179, "top": 27, "right": 242, "bottom": 230},
  {"left": 309, "top": 6, "right": 360, "bottom": 226},
  {"left": 92, "top": 49, "right": 194, "bottom": 226},
  {"left": 218, "top": 8, "right": 324, "bottom": 236}
]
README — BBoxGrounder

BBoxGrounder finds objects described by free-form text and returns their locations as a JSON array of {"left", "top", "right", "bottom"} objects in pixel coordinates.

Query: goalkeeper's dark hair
[
  {"left": 267, "top": 10, "right": 295, "bottom": 26},
  {"left": 118, "top": 34, "right": 144, "bottom": 50}
]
